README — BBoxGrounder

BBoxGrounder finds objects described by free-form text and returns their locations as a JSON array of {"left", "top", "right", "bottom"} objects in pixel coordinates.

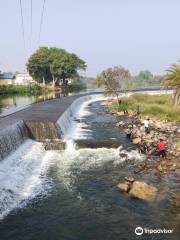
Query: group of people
[{"left": 143, "top": 117, "right": 167, "bottom": 158}]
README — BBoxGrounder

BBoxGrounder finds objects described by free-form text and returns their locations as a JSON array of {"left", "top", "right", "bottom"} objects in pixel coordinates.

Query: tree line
[{"left": 96, "top": 62, "right": 180, "bottom": 107}]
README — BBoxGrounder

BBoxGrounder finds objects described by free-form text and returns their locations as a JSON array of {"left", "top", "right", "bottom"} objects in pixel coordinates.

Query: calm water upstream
[
  {"left": 0, "top": 89, "right": 96, "bottom": 116},
  {"left": 0, "top": 100, "right": 179, "bottom": 240},
  {"left": 0, "top": 92, "right": 61, "bottom": 116}
]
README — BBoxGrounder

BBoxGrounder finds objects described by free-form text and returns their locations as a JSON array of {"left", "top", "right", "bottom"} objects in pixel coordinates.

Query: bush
[
  {"left": 0, "top": 84, "right": 43, "bottom": 95},
  {"left": 69, "top": 82, "right": 86, "bottom": 92}
]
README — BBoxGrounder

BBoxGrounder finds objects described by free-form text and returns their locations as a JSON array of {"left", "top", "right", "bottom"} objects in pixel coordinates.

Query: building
[
  {"left": 0, "top": 74, "right": 16, "bottom": 85},
  {"left": 15, "top": 73, "right": 35, "bottom": 85}
]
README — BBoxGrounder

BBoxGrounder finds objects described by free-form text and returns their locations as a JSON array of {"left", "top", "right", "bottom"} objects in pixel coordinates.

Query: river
[
  {"left": 0, "top": 92, "right": 60, "bottom": 116},
  {"left": 0, "top": 98, "right": 179, "bottom": 240}
]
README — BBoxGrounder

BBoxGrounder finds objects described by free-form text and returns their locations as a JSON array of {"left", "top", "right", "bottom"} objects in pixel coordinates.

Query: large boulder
[{"left": 129, "top": 181, "right": 157, "bottom": 201}]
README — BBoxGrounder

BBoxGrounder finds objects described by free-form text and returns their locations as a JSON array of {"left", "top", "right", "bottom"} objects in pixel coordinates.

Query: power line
[
  {"left": 19, "top": 0, "right": 27, "bottom": 72},
  {"left": 29, "top": 0, "right": 33, "bottom": 53},
  {"left": 38, "top": 0, "right": 46, "bottom": 47},
  {"left": 19, "top": 0, "right": 26, "bottom": 53}
]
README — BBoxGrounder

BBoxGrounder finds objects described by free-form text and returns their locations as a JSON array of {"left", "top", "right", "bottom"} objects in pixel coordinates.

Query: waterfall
[
  {"left": 57, "top": 94, "right": 106, "bottom": 139},
  {"left": 0, "top": 93, "right": 143, "bottom": 221},
  {"left": 0, "top": 120, "right": 29, "bottom": 161},
  {"left": 0, "top": 139, "right": 51, "bottom": 220}
]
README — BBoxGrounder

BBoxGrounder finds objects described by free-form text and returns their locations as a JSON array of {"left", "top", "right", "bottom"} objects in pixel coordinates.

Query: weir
[
  {"left": 0, "top": 89, "right": 170, "bottom": 160},
  {"left": 0, "top": 94, "right": 102, "bottom": 160}
]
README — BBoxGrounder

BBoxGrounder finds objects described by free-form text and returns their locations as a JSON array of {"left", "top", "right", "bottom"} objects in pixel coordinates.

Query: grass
[
  {"left": 110, "top": 93, "right": 180, "bottom": 122},
  {"left": 0, "top": 84, "right": 43, "bottom": 95}
]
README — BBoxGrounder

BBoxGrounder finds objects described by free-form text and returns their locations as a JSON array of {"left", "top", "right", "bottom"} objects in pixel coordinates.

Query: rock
[
  {"left": 119, "top": 152, "right": 128, "bottom": 159},
  {"left": 132, "top": 137, "right": 141, "bottom": 144},
  {"left": 116, "top": 112, "right": 124, "bottom": 116},
  {"left": 116, "top": 121, "right": 124, "bottom": 127},
  {"left": 100, "top": 101, "right": 108, "bottom": 106},
  {"left": 166, "top": 161, "right": 173, "bottom": 166},
  {"left": 129, "top": 181, "right": 157, "bottom": 201},
  {"left": 124, "top": 176, "right": 135, "bottom": 183},
  {"left": 157, "top": 164, "right": 163, "bottom": 172},
  {"left": 117, "top": 183, "right": 130, "bottom": 193}
]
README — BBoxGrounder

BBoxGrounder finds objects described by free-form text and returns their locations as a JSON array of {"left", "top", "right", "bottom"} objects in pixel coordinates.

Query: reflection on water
[
  {"left": 0, "top": 88, "right": 101, "bottom": 116},
  {"left": 0, "top": 92, "right": 64, "bottom": 116}
]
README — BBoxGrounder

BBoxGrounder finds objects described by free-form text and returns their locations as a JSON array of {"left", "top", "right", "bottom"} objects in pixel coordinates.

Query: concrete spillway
[
  {"left": 0, "top": 94, "right": 100, "bottom": 160},
  {"left": 0, "top": 89, "right": 172, "bottom": 160}
]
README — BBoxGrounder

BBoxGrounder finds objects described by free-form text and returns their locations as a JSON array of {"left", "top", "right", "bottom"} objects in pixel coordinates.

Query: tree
[
  {"left": 27, "top": 47, "right": 52, "bottom": 86},
  {"left": 99, "top": 66, "right": 131, "bottom": 105},
  {"left": 136, "top": 70, "right": 153, "bottom": 87},
  {"left": 27, "top": 47, "right": 86, "bottom": 87},
  {"left": 163, "top": 62, "right": 180, "bottom": 106}
]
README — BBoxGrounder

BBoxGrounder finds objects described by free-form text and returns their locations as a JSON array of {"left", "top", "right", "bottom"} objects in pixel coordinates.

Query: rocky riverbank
[
  {"left": 101, "top": 100, "right": 180, "bottom": 201},
  {"left": 102, "top": 100, "right": 180, "bottom": 157}
]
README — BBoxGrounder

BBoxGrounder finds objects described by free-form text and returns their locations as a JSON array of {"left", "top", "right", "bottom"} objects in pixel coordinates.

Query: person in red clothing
[{"left": 158, "top": 138, "right": 167, "bottom": 158}]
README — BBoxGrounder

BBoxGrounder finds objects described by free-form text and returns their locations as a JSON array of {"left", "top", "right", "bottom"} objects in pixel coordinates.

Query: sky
[{"left": 0, "top": 0, "right": 180, "bottom": 77}]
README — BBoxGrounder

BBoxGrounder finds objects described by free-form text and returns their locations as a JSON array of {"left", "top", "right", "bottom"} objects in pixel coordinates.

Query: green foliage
[
  {"left": 27, "top": 47, "right": 52, "bottom": 84},
  {"left": 163, "top": 62, "right": 180, "bottom": 106},
  {"left": 112, "top": 98, "right": 134, "bottom": 112},
  {"left": 27, "top": 47, "right": 86, "bottom": 86},
  {"left": 134, "top": 70, "right": 162, "bottom": 88},
  {"left": 98, "top": 66, "right": 131, "bottom": 105},
  {"left": 110, "top": 93, "right": 180, "bottom": 121},
  {"left": 0, "top": 85, "right": 43, "bottom": 95},
  {"left": 69, "top": 82, "right": 86, "bottom": 92},
  {"left": 95, "top": 74, "right": 103, "bottom": 87}
]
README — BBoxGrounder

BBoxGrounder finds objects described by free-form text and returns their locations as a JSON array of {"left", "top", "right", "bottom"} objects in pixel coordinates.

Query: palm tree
[{"left": 163, "top": 62, "right": 180, "bottom": 106}]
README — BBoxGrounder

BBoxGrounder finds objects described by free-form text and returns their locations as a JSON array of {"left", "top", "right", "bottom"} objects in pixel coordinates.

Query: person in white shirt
[{"left": 144, "top": 118, "right": 150, "bottom": 134}]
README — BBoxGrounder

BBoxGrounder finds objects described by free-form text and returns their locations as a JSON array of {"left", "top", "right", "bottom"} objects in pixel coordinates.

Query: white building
[{"left": 15, "top": 73, "right": 35, "bottom": 85}]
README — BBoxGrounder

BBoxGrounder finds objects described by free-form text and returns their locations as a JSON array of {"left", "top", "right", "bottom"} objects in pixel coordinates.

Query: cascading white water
[
  {"left": 55, "top": 95, "right": 144, "bottom": 192},
  {"left": 57, "top": 94, "right": 108, "bottom": 139},
  {"left": 0, "top": 93, "right": 143, "bottom": 221},
  {"left": 0, "top": 120, "right": 29, "bottom": 161},
  {"left": 0, "top": 139, "right": 52, "bottom": 220}
]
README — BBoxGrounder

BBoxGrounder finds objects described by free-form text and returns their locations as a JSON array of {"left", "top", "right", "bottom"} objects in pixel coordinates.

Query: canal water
[
  {"left": 0, "top": 89, "right": 99, "bottom": 116},
  {"left": 0, "top": 92, "right": 68, "bottom": 116},
  {"left": 0, "top": 100, "right": 179, "bottom": 240}
]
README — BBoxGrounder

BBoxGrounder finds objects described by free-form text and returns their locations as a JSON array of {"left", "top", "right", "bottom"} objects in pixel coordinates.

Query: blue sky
[{"left": 0, "top": 0, "right": 180, "bottom": 77}]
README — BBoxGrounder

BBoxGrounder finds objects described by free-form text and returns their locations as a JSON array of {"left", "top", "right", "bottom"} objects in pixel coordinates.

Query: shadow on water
[{"left": 0, "top": 100, "right": 179, "bottom": 240}]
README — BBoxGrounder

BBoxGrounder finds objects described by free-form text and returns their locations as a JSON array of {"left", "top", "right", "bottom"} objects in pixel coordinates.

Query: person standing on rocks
[
  {"left": 136, "top": 105, "right": 140, "bottom": 115},
  {"left": 158, "top": 138, "right": 167, "bottom": 159},
  {"left": 144, "top": 117, "right": 150, "bottom": 134}
]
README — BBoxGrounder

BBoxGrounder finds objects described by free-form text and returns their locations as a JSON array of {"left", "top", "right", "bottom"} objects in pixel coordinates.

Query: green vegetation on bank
[
  {"left": 110, "top": 94, "right": 180, "bottom": 121},
  {"left": 0, "top": 84, "right": 43, "bottom": 95},
  {"left": 69, "top": 82, "right": 86, "bottom": 92}
]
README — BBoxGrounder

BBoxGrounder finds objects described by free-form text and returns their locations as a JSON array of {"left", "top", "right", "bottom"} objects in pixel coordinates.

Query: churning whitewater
[
  {"left": 0, "top": 140, "right": 52, "bottom": 220},
  {"left": 0, "top": 95, "right": 142, "bottom": 221}
]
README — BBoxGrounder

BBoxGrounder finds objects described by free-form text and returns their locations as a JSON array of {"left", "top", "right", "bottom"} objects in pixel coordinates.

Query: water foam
[
  {"left": 53, "top": 140, "right": 143, "bottom": 192},
  {"left": 57, "top": 94, "right": 110, "bottom": 140},
  {"left": 0, "top": 139, "right": 52, "bottom": 220}
]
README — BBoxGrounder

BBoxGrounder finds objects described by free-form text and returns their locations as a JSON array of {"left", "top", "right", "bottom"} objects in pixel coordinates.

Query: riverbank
[
  {"left": 0, "top": 84, "right": 43, "bottom": 95},
  {"left": 0, "top": 82, "right": 86, "bottom": 95},
  {"left": 102, "top": 96, "right": 180, "bottom": 174},
  {"left": 110, "top": 93, "right": 180, "bottom": 121}
]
